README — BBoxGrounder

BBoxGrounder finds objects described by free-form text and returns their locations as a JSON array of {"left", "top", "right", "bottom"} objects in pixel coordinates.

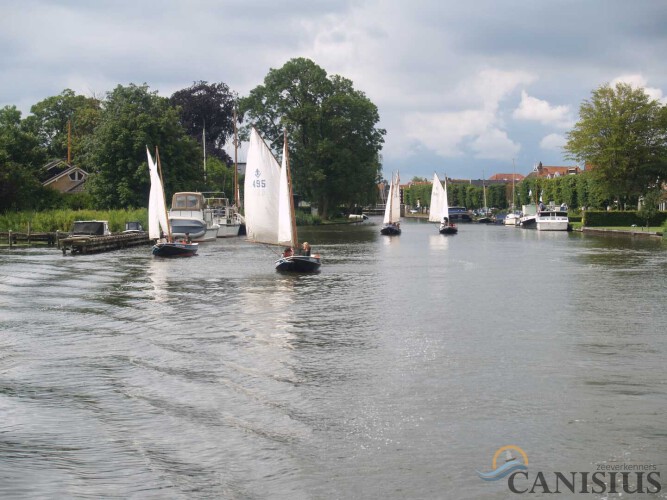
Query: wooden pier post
[{"left": 8, "top": 230, "right": 12, "bottom": 248}]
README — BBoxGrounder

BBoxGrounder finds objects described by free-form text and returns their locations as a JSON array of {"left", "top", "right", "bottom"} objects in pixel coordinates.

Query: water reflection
[{"left": 428, "top": 233, "right": 450, "bottom": 250}]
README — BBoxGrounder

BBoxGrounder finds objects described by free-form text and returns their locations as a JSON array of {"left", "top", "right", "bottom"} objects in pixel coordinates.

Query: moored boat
[
  {"left": 168, "top": 192, "right": 219, "bottom": 242},
  {"left": 204, "top": 195, "right": 244, "bottom": 237},
  {"left": 536, "top": 208, "right": 570, "bottom": 231}
]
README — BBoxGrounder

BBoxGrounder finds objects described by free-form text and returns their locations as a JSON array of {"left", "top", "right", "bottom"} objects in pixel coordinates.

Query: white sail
[
  {"left": 391, "top": 172, "right": 401, "bottom": 223},
  {"left": 442, "top": 175, "right": 450, "bottom": 221},
  {"left": 147, "top": 147, "right": 169, "bottom": 240},
  {"left": 383, "top": 172, "right": 401, "bottom": 224},
  {"left": 429, "top": 173, "right": 446, "bottom": 222},
  {"left": 244, "top": 128, "right": 283, "bottom": 245},
  {"left": 383, "top": 175, "right": 394, "bottom": 224},
  {"left": 277, "top": 138, "right": 294, "bottom": 247}
]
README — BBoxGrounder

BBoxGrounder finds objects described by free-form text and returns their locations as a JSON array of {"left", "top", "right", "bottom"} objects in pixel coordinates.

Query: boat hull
[
  {"left": 380, "top": 224, "right": 401, "bottom": 235},
  {"left": 504, "top": 215, "right": 520, "bottom": 226},
  {"left": 152, "top": 242, "right": 198, "bottom": 257},
  {"left": 520, "top": 216, "right": 537, "bottom": 228},
  {"left": 216, "top": 223, "right": 241, "bottom": 238},
  {"left": 536, "top": 211, "right": 569, "bottom": 231},
  {"left": 537, "top": 220, "right": 569, "bottom": 231},
  {"left": 275, "top": 255, "right": 321, "bottom": 273},
  {"left": 439, "top": 225, "right": 458, "bottom": 235}
]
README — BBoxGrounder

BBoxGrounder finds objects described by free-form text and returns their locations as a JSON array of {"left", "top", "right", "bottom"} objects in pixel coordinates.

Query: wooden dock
[
  {"left": 59, "top": 232, "right": 152, "bottom": 255},
  {"left": 1, "top": 231, "right": 60, "bottom": 247}
]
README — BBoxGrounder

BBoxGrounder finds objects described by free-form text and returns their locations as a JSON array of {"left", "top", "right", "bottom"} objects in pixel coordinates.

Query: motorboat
[
  {"left": 168, "top": 192, "right": 219, "bottom": 242},
  {"left": 204, "top": 195, "right": 244, "bottom": 237},
  {"left": 536, "top": 208, "right": 570, "bottom": 231}
]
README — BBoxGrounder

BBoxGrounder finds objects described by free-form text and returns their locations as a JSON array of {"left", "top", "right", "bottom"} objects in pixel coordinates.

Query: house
[
  {"left": 41, "top": 159, "right": 89, "bottom": 193},
  {"left": 488, "top": 173, "right": 525, "bottom": 182},
  {"left": 526, "top": 162, "right": 581, "bottom": 179}
]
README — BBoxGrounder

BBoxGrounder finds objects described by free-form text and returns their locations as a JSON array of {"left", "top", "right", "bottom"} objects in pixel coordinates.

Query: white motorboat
[
  {"left": 536, "top": 208, "right": 570, "bottom": 231},
  {"left": 168, "top": 192, "right": 220, "bottom": 242},
  {"left": 204, "top": 196, "right": 244, "bottom": 237}
]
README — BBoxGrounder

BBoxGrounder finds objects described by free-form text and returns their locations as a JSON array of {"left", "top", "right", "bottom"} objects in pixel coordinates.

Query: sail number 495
[{"left": 253, "top": 179, "right": 266, "bottom": 188}]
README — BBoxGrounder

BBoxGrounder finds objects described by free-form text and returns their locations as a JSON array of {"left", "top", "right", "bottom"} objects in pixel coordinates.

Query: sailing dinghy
[
  {"left": 430, "top": 173, "right": 457, "bottom": 235},
  {"left": 380, "top": 172, "right": 401, "bottom": 235},
  {"left": 147, "top": 147, "right": 198, "bottom": 257},
  {"left": 244, "top": 128, "right": 321, "bottom": 272}
]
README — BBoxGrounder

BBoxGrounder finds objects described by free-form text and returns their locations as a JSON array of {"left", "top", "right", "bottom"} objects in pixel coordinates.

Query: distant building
[
  {"left": 41, "top": 159, "right": 89, "bottom": 193},
  {"left": 526, "top": 162, "right": 581, "bottom": 179},
  {"left": 488, "top": 173, "right": 525, "bottom": 182}
]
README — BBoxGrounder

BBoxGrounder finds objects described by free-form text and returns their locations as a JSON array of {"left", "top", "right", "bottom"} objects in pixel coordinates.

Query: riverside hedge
[{"left": 582, "top": 211, "right": 667, "bottom": 227}]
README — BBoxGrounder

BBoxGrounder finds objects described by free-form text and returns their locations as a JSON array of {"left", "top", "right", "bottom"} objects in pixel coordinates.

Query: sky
[{"left": 2, "top": 0, "right": 667, "bottom": 181}]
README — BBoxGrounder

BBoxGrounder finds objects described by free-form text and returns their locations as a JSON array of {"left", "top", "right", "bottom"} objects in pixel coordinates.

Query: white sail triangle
[
  {"left": 147, "top": 147, "right": 169, "bottom": 240},
  {"left": 244, "top": 128, "right": 293, "bottom": 246},
  {"left": 429, "top": 173, "right": 446, "bottom": 223},
  {"left": 277, "top": 137, "right": 294, "bottom": 247}
]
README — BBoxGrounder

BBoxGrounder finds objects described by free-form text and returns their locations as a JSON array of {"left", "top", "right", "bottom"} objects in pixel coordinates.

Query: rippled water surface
[{"left": 1, "top": 220, "right": 666, "bottom": 499}]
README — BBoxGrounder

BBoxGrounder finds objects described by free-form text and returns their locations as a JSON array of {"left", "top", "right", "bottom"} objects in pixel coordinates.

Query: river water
[{"left": 1, "top": 219, "right": 666, "bottom": 499}]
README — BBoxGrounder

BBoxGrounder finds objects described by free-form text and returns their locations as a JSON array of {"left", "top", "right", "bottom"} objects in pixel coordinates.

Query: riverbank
[{"left": 581, "top": 227, "right": 664, "bottom": 239}]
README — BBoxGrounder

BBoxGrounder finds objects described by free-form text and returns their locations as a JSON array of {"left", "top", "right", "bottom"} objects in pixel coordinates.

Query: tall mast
[
  {"left": 155, "top": 146, "right": 173, "bottom": 243},
  {"left": 233, "top": 108, "right": 239, "bottom": 208},
  {"left": 482, "top": 169, "right": 487, "bottom": 211},
  {"left": 202, "top": 124, "right": 207, "bottom": 183},
  {"left": 67, "top": 119, "right": 72, "bottom": 164},
  {"left": 512, "top": 158, "right": 516, "bottom": 210},
  {"left": 284, "top": 129, "right": 298, "bottom": 248}
]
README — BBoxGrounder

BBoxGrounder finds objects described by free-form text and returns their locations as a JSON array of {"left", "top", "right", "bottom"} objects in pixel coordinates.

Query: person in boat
[
  {"left": 282, "top": 247, "right": 294, "bottom": 258},
  {"left": 442, "top": 216, "right": 451, "bottom": 227},
  {"left": 185, "top": 232, "right": 192, "bottom": 243},
  {"left": 301, "top": 242, "right": 311, "bottom": 256}
]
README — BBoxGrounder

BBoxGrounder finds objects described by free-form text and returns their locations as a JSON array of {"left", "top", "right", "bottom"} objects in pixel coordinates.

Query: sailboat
[
  {"left": 244, "top": 127, "right": 321, "bottom": 272},
  {"left": 437, "top": 174, "right": 457, "bottom": 235},
  {"left": 380, "top": 172, "right": 401, "bottom": 235},
  {"left": 147, "top": 147, "right": 198, "bottom": 257}
]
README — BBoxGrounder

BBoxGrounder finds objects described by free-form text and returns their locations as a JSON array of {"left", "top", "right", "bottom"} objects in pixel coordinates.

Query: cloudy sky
[{"left": 2, "top": 0, "right": 666, "bottom": 180}]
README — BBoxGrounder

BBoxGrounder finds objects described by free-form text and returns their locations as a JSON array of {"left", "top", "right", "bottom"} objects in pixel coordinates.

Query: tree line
[
  {"left": 0, "top": 58, "right": 386, "bottom": 218},
  {"left": 2, "top": 73, "right": 665, "bottom": 216},
  {"left": 404, "top": 82, "right": 667, "bottom": 212}
]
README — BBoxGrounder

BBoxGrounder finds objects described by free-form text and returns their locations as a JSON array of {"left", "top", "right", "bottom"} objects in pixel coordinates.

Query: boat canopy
[{"left": 172, "top": 192, "right": 204, "bottom": 210}]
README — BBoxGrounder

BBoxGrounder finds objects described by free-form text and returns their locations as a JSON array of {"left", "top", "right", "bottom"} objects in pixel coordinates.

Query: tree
[
  {"left": 0, "top": 106, "right": 53, "bottom": 211},
  {"left": 23, "top": 89, "right": 101, "bottom": 162},
  {"left": 239, "top": 58, "right": 385, "bottom": 218},
  {"left": 638, "top": 187, "right": 661, "bottom": 228},
  {"left": 82, "top": 84, "right": 201, "bottom": 208},
  {"left": 565, "top": 83, "right": 667, "bottom": 206},
  {"left": 170, "top": 81, "right": 237, "bottom": 164}
]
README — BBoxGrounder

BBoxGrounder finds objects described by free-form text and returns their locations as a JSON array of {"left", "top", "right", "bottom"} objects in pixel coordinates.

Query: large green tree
[
  {"left": 170, "top": 81, "right": 237, "bottom": 164},
  {"left": 565, "top": 83, "right": 667, "bottom": 206},
  {"left": 0, "top": 106, "right": 53, "bottom": 211},
  {"left": 239, "top": 58, "right": 385, "bottom": 218},
  {"left": 23, "top": 89, "right": 101, "bottom": 163},
  {"left": 82, "top": 84, "right": 201, "bottom": 208}
]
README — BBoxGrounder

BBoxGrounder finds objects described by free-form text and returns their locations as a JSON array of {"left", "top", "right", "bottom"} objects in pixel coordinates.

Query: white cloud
[
  {"left": 471, "top": 128, "right": 521, "bottom": 160},
  {"left": 513, "top": 91, "right": 572, "bottom": 128},
  {"left": 395, "top": 69, "right": 531, "bottom": 161},
  {"left": 611, "top": 74, "right": 666, "bottom": 104},
  {"left": 540, "top": 133, "right": 566, "bottom": 151}
]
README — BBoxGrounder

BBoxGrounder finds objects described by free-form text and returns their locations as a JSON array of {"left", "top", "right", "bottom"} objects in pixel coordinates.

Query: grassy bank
[{"left": 0, "top": 209, "right": 148, "bottom": 233}]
